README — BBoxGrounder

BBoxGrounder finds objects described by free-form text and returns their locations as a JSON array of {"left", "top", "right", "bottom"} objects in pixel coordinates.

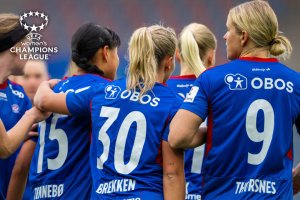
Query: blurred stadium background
[{"left": 1, "top": 0, "right": 300, "bottom": 199}]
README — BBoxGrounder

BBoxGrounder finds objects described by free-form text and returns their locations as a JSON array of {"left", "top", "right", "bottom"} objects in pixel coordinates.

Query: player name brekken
[
  {"left": 34, "top": 184, "right": 64, "bottom": 199},
  {"left": 251, "top": 77, "right": 293, "bottom": 93},
  {"left": 235, "top": 179, "right": 276, "bottom": 194},
  {"left": 96, "top": 179, "right": 136, "bottom": 194}
]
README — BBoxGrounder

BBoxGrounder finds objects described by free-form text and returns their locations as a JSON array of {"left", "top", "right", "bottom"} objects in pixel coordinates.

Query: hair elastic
[{"left": 0, "top": 24, "right": 29, "bottom": 53}]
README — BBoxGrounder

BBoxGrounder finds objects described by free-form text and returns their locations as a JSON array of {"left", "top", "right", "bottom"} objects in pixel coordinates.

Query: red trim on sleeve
[
  {"left": 286, "top": 147, "right": 293, "bottom": 160},
  {"left": 0, "top": 80, "right": 8, "bottom": 89},
  {"left": 156, "top": 141, "right": 163, "bottom": 167},
  {"left": 205, "top": 102, "right": 213, "bottom": 157},
  {"left": 239, "top": 57, "right": 278, "bottom": 62}
]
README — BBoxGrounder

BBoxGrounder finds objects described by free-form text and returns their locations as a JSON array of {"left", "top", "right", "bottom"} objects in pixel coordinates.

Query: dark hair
[{"left": 71, "top": 23, "right": 121, "bottom": 75}]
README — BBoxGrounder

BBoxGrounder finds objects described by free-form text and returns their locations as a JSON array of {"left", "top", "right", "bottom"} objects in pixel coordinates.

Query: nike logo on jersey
[
  {"left": 235, "top": 179, "right": 276, "bottom": 195},
  {"left": 59, "top": 86, "right": 91, "bottom": 94},
  {"left": 96, "top": 179, "right": 136, "bottom": 194},
  {"left": 75, "top": 86, "right": 91, "bottom": 93},
  {"left": 225, "top": 74, "right": 294, "bottom": 93}
]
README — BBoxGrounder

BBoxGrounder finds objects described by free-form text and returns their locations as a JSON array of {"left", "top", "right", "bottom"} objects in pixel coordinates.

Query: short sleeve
[
  {"left": 66, "top": 86, "right": 93, "bottom": 117},
  {"left": 180, "top": 73, "right": 210, "bottom": 120},
  {"left": 162, "top": 96, "right": 182, "bottom": 141}
]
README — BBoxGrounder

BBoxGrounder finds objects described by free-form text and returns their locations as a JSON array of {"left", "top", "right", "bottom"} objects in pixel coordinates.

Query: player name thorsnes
[
  {"left": 96, "top": 179, "right": 136, "bottom": 194},
  {"left": 235, "top": 179, "right": 276, "bottom": 194}
]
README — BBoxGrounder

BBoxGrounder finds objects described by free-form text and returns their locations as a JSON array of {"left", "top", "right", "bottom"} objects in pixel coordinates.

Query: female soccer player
[
  {"left": 0, "top": 12, "right": 35, "bottom": 199},
  {"left": 28, "top": 23, "right": 120, "bottom": 200},
  {"left": 34, "top": 24, "right": 185, "bottom": 200},
  {"left": 169, "top": 1, "right": 299, "bottom": 199},
  {"left": 166, "top": 23, "right": 216, "bottom": 200}
]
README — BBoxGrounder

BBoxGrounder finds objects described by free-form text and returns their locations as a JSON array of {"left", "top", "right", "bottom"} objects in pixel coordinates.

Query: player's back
[
  {"left": 167, "top": 75, "right": 204, "bottom": 200},
  {"left": 89, "top": 78, "right": 181, "bottom": 200},
  {"left": 189, "top": 57, "right": 300, "bottom": 199},
  {"left": 0, "top": 80, "right": 31, "bottom": 199},
  {"left": 29, "top": 74, "right": 110, "bottom": 200}
]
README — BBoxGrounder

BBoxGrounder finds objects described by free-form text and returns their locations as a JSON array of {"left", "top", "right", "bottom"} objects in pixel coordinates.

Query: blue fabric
[
  {"left": 181, "top": 58, "right": 300, "bottom": 199},
  {"left": 67, "top": 78, "right": 181, "bottom": 199}
]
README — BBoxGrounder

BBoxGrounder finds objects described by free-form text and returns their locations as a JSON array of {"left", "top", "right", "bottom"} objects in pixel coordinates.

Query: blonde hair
[
  {"left": 0, "top": 13, "right": 19, "bottom": 36},
  {"left": 127, "top": 25, "right": 177, "bottom": 97},
  {"left": 179, "top": 23, "right": 217, "bottom": 76},
  {"left": 228, "top": 0, "right": 292, "bottom": 59}
]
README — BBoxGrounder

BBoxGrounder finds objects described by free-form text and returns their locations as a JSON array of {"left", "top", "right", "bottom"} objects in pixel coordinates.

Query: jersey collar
[
  {"left": 239, "top": 57, "right": 278, "bottom": 62},
  {"left": 0, "top": 80, "right": 8, "bottom": 89}
]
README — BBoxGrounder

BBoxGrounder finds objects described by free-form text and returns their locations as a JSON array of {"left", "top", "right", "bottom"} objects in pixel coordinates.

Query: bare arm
[
  {"left": 34, "top": 80, "right": 70, "bottom": 115},
  {"left": 0, "top": 107, "right": 48, "bottom": 159},
  {"left": 168, "top": 109, "right": 206, "bottom": 149},
  {"left": 293, "top": 163, "right": 300, "bottom": 195},
  {"left": 6, "top": 139, "right": 36, "bottom": 200},
  {"left": 163, "top": 141, "right": 185, "bottom": 200}
]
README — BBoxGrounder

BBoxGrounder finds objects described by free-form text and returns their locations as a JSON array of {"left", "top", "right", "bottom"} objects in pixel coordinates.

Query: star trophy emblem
[
  {"left": 10, "top": 11, "right": 58, "bottom": 60},
  {"left": 20, "top": 11, "right": 48, "bottom": 41}
]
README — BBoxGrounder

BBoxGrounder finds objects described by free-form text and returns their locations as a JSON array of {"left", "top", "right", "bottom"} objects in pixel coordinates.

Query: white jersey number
[
  {"left": 246, "top": 99, "right": 274, "bottom": 165},
  {"left": 190, "top": 145, "right": 205, "bottom": 174},
  {"left": 97, "top": 106, "right": 146, "bottom": 174},
  {"left": 37, "top": 114, "right": 68, "bottom": 173}
]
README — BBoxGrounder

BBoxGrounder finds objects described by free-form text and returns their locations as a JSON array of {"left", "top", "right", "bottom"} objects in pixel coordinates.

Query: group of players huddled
[{"left": 1, "top": 1, "right": 300, "bottom": 200}]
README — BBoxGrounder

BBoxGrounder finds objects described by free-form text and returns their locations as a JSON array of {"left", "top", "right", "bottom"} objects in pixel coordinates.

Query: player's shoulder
[
  {"left": 7, "top": 79, "right": 28, "bottom": 100},
  {"left": 8, "top": 79, "right": 25, "bottom": 91},
  {"left": 55, "top": 74, "right": 112, "bottom": 91},
  {"left": 68, "top": 74, "right": 111, "bottom": 84},
  {"left": 154, "top": 82, "right": 183, "bottom": 104}
]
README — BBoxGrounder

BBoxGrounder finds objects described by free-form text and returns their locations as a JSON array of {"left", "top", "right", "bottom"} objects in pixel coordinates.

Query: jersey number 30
[{"left": 97, "top": 106, "right": 146, "bottom": 174}]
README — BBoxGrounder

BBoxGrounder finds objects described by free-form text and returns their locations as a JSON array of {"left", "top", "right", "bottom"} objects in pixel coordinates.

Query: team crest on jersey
[
  {"left": 105, "top": 85, "right": 121, "bottom": 99},
  {"left": 224, "top": 73, "right": 247, "bottom": 90},
  {"left": 11, "top": 104, "right": 20, "bottom": 113},
  {"left": 184, "top": 86, "right": 199, "bottom": 103}
]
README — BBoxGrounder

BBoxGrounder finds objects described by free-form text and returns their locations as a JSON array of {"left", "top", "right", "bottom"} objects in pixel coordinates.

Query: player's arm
[
  {"left": 6, "top": 139, "right": 36, "bottom": 200},
  {"left": 34, "top": 79, "right": 70, "bottom": 115},
  {"left": 0, "top": 107, "right": 48, "bottom": 159},
  {"left": 163, "top": 141, "right": 185, "bottom": 200},
  {"left": 293, "top": 163, "right": 300, "bottom": 195},
  {"left": 168, "top": 109, "right": 206, "bottom": 149}
]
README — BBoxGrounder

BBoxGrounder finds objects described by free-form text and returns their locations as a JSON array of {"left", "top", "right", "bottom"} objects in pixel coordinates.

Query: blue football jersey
[
  {"left": 29, "top": 74, "right": 110, "bottom": 200},
  {"left": 0, "top": 80, "right": 31, "bottom": 199},
  {"left": 181, "top": 57, "right": 300, "bottom": 200},
  {"left": 66, "top": 78, "right": 181, "bottom": 200},
  {"left": 167, "top": 75, "right": 205, "bottom": 200}
]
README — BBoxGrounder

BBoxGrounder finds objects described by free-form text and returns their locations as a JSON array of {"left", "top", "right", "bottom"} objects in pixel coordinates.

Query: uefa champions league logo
[
  {"left": 20, "top": 11, "right": 48, "bottom": 41},
  {"left": 10, "top": 11, "right": 58, "bottom": 60}
]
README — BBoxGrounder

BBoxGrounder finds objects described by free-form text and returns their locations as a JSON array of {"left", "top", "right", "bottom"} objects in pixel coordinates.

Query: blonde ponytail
[
  {"left": 178, "top": 23, "right": 217, "bottom": 76},
  {"left": 180, "top": 29, "right": 206, "bottom": 76},
  {"left": 127, "top": 25, "right": 177, "bottom": 97},
  {"left": 127, "top": 27, "right": 157, "bottom": 97}
]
